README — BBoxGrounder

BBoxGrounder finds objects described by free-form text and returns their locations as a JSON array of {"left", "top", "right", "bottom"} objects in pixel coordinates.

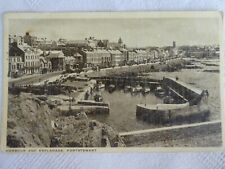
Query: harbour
[{"left": 5, "top": 13, "right": 222, "bottom": 148}]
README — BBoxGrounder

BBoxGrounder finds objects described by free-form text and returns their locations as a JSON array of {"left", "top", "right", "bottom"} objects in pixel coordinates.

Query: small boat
[
  {"left": 142, "top": 87, "right": 151, "bottom": 94},
  {"left": 124, "top": 85, "right": 131, "bottom": 92},
  {"left": 131, "top": 87, "right": 138, "bottom": 93},
  {"left": 155, "top": 86, "right": 165, "bottom": 98},
  {"left": 163, "top": 96, "right": 174, "bottom": 104},
  {"left": 94, "top": 94, "right": 103, "bottom": 102},
  {"left": 135, "top": 85, "right": 142, "bottom": 92},
  {"left": 97, "top": 82, "right": 105, "bottom": 89},
  {"left": 108, "top": 84, "right": 116, "bottom": 93}
]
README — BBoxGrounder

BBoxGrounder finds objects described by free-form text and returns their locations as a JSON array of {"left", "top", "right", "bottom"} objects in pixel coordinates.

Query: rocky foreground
[{"left": 7, "top": 93, "right": 125, "bottom": 148}]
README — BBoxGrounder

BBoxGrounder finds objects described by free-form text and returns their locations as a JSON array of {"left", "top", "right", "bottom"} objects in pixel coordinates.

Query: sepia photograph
[{"left": 2, "top": 12, "right": 223, "bottom": 151}]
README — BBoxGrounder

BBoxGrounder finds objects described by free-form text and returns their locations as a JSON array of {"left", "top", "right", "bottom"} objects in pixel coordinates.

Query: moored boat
[
  {"left": 155, "top": 86, "right": 165, "bottom": 98},
  {"left": 97, "top": 82, "right": 105, "bottom": 89},
  {"left": 135, "top": 85, "right": 142, "bottom": 92},
  {"left": 108, "top": 84, "right": 116, "bottom": 93},
  {"left": 94, "top": 94, "right": 103, "bottom": 102},
  {"left": 124, "top": 85, "right": 131, "bottom": 92},
  {"left": 142, "top": 87, "right": 151, "bottom": 94}
]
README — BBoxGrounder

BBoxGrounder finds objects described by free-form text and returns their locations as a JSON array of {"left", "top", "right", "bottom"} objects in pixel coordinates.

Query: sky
[{"left": 9, "top": 17, "right": 220, "bottom": 47}]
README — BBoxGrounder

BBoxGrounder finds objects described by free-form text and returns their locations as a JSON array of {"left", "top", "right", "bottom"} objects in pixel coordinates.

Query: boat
[
  {"left": 142, "top": 87, "right": 151, "bottom": 94},
  {"left": 108, "top": 84, "right": 116, "bottom": 93},
  {"left": 135, "top": 85, "right": 142, "bottom": 92},
  {"left": 163, "top": 96, "right": 174, "bottom": 104},
  {"left": 154, "top": 86, "right": 165, "bottom": 98},
  {"left": 94, "top": 94, "right": 103, "bottom": 102},
  {"left": 124, "top": 85, "right": 131, "bottom": 92},
  {"left": 97, "top": 82, "right": 105, "bottom": 89},
  {"left": 131, "top": 87, "right": 138, "bottom": 93}
]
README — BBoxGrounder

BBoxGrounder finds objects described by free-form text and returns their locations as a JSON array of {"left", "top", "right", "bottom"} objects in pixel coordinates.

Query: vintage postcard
[{"left": 1, "top": 12, "right": 224, "bottom": 152}]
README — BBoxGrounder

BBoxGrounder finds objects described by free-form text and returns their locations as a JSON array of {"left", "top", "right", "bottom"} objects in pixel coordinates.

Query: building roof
[
  {"left": 65, "top": 56, "right": 76, "bottom": 61},
  {"left": 120, "top": 48, "right": 128, "bottom": 52},
  {"left": 66, "top": 40, "right": 88, "bottom": 45},
  {"left": 74, "top": 53, "right": 82, "bottom": 57},
  {"left": 36, "top": 49, "right": 43, "bottom": 55},
  {"left": 57, "top": 41, "right": 66, "bottom": 46},
  {"left": 107, "top": 42, "right": 121, "bottom": 48},
  {"left": 128, "top": 51, "right": 137, "bottom": 54},
  {"left": 108, "top": 50, "right": 122, "bottom": 55},
  {"left": 17, "top": 44, "right": 39, "bottom": 54},
  {"left": 83, "top": 49, "right": 110, "bottom": 54},
  {"left": 40, "top": 56, "right": 50, "bottom": 64},
  {"left": 47, "top": 51, "right": 65, "bottom": 58},
  {"left": 135, "top": 49, "right": 147, "bottom": 54}
]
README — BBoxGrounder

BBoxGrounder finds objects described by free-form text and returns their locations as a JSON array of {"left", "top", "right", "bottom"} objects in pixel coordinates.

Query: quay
[
  {"left": 162, "top": 77, "right": 207, "bottom": 105},
  {"left": 57, "top": 105, "right": 110, "bottom": 115},
  {"left": 120, "top": 120, "right": 222, "bottom": 147},
  {"left": 136, "top": 77, "right": 210, "bottom": 123}
]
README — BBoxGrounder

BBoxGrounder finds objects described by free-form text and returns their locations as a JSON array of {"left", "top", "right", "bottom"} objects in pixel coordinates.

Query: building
[
  {"left": 64, "top": 53, "right": 83, "bottom": 71},
  {"left": 85, "top": 37, "right": 99, "bottom": 48},
  {"left": 81, "top": 49, "right": 111, "bottom": 68},
  {"left": 8, "top": 42, "right": 41, "bottom": 76},
  {"left": 148, "top": 49, "right": 160, "bottom": 60},
  {"left": 120, "top": 48, "right": 129, "bottom": 63},
  {"left": 73, "top": 53, "right": 84, "bottom": 68},
  {"left": 127, "top": 50, "right": 137, "bottom": 64},
  {"left": 163, "top": 41, "right": 178, "bottom": 58},
  {"left": 38, "top": 40, "right": 55, "bottom": 50},
  {"left": 40, "top": 56, "right": 52, "bottom": 74},
  {"left": 8, "top": 42, "right": 25, "bottom": 77},
  {"left": 102, "top": 40, "right": 109, "bottom": 48},
  {"left": 109, "top": 50, "right": 123, "bottom": 66},
  {"left": 66, "top": 40, "right": 88, "bottom": 47},
  {"left": 107, "top": 42, "right": 121, "bottom": 49},
  {"left": 22, "top": 44, "right": 40, "bottom": 74},
  {"left": 135, "top": 49, "right": 149, "bottom": 63},
  {"left": 23, "top": 32, "right": 32, "bottom": 46},
  {"left": 56, "top": 41, "right": 66, "bottom": 48},
  {"left": 46, "top": 51, "right": 65, "bottom": 71},
  {"left": 9, "top": 35, "right": 24, "bottom": 46}
]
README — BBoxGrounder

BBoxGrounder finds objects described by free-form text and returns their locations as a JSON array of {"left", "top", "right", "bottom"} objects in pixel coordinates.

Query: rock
[
  {"left": 8, "top": 92, "right": 125, "bottom": 148},
  {"left": 7, "top": 93, "right": 54, "bottom": 147}
]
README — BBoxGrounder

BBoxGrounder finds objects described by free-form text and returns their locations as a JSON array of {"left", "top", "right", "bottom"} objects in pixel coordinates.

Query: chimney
[{"left": 173, "top": 41, "right": 176, "bottom": 48}]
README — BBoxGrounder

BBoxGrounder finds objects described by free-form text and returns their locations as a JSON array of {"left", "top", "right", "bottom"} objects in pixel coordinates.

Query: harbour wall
[
  {"left": 120, "top": 120, "right": 222, "bottom": 147},
  {"left": 136, "top": 102, "right": 210, "bottom": 124},
  {"left": 57, "top": 105, "right": 110, "bottom": 116}
]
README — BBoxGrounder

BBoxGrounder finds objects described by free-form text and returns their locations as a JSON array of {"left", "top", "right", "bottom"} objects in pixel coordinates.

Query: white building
[
  {"left": 21, "top": 44, "right": 40, "bottom": 74},
  {"left": 9, "top": 42, "right": 41, "bottom": 76},
  {"left": 109, "top": 50, "right": 123, "bottom": 66}
]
